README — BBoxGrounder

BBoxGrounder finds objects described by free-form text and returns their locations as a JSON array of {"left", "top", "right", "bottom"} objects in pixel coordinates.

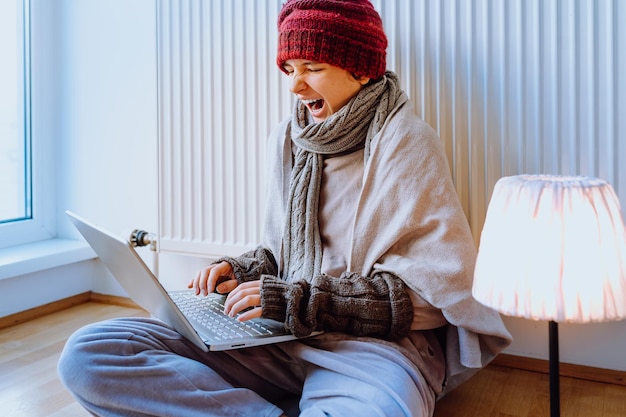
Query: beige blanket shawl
[{"left": 261, "top": 99, "right": 512, "bottom": 395}]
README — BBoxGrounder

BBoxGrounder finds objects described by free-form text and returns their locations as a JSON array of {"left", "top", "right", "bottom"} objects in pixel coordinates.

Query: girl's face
[{"left": 283, "top": 59, "right": 370, "bottom": 122}]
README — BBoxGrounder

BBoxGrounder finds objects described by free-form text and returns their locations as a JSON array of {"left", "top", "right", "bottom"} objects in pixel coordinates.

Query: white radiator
[{"left": 157, "top": 0, "right": 626, "bottom": 258}]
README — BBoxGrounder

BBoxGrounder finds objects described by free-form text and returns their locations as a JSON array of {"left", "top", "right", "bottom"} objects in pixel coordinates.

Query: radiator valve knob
[{"left": 130, "top": 229, "right": 157, "bottom": 251}]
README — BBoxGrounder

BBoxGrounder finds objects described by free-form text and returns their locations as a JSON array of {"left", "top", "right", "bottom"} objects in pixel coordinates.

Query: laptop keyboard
[{"left": 170, "top": 291, "right": 276, "bottom": 340}]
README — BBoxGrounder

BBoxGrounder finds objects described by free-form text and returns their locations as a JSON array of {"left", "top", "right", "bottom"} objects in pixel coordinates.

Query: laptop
[{"left": 66, "top": 210, "right": 318, "bottom": 352}]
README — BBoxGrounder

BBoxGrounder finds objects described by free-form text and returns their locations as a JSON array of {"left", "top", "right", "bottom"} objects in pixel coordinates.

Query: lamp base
[{"left": 549, "top": 320, "right": 560, "bottom": 417}]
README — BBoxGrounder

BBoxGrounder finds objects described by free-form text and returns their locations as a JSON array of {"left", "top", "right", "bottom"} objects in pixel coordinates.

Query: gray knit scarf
[{"left": 282, "top": 71, "right": 408, "bottom": 282}]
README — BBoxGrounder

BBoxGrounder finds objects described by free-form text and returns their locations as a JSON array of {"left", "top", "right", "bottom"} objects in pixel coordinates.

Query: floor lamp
[{"left": 472, "top": 175, "right": 626, "bottom": 417}]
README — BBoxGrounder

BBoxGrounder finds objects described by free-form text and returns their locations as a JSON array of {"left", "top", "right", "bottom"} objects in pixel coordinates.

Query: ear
[
  {"left": 352, "top": 73, "right": 371, "bottom": 85},
  {"left": 357, "top": 76, "right": 371, "bottom": 85}
]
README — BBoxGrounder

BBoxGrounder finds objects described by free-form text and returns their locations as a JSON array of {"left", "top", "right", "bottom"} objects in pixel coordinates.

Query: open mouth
[{"left": 302, "top": 98, "right": 324, "bottom": 114}]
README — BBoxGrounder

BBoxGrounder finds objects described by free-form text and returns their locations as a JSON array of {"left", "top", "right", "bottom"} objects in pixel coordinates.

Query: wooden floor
[
  {"left": 434, "top": 362, "right": 626, "bottom": 417},
  {"left": 0, "top": 302, "right": 148, "bottom": 417},
  {"left": 1, "top": 302, "right": 625, "bottom": 417}
]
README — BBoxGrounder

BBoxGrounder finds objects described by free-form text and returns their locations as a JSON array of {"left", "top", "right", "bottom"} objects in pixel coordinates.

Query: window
[
  {"left": 0, "top": 0, "right": 52, "bottom": 249},
  {"left": 0, "top": 0, "right": 30, "bottom": 225}
]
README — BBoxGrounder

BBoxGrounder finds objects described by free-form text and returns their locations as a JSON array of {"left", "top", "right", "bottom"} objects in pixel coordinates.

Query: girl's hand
[
  {"left": 188, "top": 261, "right": 237, "bottom": 296},
  {"left": 224, "top": 280, "right": 262, "bottom": 321}
]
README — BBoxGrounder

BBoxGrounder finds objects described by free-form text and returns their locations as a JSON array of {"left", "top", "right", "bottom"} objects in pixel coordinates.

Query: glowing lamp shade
[
  {"left": 472, "top": 174, "right": 626, "bottom": 417},
  {"left": 473, "top": 175, "right": 626, "bottom": 323}
]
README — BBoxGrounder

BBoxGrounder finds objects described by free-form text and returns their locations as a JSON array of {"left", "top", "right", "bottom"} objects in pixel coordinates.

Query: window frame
[{"left": 0, "top": 0, "right": 54, "bottom": 250}]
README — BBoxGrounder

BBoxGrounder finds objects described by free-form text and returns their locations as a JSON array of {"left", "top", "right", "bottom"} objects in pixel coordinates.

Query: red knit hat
[{"left": 277, "top": 0, "right": 388, "bottom": 80}]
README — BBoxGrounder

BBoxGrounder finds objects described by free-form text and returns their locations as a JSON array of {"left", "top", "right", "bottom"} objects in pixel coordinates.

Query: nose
[{"left": 289, "top": 72, "right": 306, "bottom": 94}]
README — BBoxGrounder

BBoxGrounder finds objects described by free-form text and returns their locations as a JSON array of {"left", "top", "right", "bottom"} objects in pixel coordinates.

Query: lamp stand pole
[{"left": 549, "top": 320, "right": 560, "bottom": 417}]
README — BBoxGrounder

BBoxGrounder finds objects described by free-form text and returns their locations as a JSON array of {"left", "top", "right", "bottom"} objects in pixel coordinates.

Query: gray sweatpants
[{"left": 58, "top": 317, "right": 436, "bottom": 417}]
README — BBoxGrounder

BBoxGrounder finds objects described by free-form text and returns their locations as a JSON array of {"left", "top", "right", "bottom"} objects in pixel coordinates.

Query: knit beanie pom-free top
[{"left": 276, "top": 0, "right": 388, "bottom": 80}]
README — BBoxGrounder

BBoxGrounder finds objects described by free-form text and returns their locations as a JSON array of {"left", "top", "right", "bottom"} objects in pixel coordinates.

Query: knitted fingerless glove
[
  {"left": 261, "top": 270, "right": 413, "bottom": 340},
  {"left": 216, "top": 246, "right": 278, "bottom": 284}
]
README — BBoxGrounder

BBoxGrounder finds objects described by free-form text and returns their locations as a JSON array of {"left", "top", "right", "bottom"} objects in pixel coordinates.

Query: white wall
[
  {"left": 0, "top": 0, "right": 160, "bottom": 315},
  {"left": 52, "top": 0, "right": 159, "bottom": 238},
  {"left": 4, "top": 0, "right": 625, "bottom": 373}
]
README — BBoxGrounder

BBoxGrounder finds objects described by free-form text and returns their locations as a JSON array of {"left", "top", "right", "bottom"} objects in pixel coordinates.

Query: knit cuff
[
  {"left": 260, "top": 275, "right": 290, "bottom": 323},
  {"left": 215, "top": 246, "right": 277, "bottom": 284},
  {"left": 214, "top": 256, "right": 248, "bottom": 285}
]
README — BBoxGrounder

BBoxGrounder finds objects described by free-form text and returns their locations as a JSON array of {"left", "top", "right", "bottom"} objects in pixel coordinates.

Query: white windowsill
[{"left": 0, "top": 238, "right": 96, "bottom": 281}]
